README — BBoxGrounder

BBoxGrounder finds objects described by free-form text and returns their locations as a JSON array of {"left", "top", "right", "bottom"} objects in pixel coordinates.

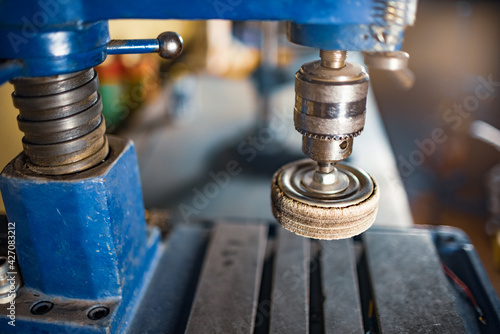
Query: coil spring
[
  {"left": 11, "top": 69, "right": 109, "bottom": 175},
  {"left": 373, "top": 0, "right": 411, "bottom": 44}
]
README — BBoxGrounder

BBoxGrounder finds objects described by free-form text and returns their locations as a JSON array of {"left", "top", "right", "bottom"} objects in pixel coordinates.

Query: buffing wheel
[{"left": 271, "top": 159, "right": 379, "bottom": 240}]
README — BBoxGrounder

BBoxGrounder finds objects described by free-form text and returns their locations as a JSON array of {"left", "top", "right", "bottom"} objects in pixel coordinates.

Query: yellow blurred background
[{"left": 0, "top": 83, "right": 23, "bottom": 213}]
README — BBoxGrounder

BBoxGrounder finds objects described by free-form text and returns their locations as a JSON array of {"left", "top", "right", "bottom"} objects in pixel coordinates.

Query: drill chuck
[
  {"left": 294, "top": 52, "right": 369, "bottom": 163},
  {"left": 271, "top": 51, "right": 378, "bottom": 240}
]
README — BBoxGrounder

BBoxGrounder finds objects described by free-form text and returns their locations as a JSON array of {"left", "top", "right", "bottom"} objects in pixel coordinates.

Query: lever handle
[{"left": 106, "top": 31, "right": 183, "bottom": 60}]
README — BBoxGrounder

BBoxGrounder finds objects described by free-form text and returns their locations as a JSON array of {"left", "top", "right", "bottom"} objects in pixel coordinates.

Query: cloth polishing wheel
[{"left": 271, "top": 159, "right": 379, "bottom": 240}]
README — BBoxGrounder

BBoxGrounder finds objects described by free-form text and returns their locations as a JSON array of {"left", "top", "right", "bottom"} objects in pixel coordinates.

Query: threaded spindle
[
  {"left": 319, "top": 50, "right": 347, "bottom": 69},
  {"left": 11, "top": 69, "right": 109, "bottom": 175}
]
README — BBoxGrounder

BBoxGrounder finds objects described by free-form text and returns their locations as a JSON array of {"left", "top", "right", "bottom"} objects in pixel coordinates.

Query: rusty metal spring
[{"left": 11, "top": 69, "right": 109, "bottom": 175}]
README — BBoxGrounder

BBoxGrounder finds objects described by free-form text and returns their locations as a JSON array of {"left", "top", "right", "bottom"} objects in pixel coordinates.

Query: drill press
[
  {"left": 0, "top": 0, "right": 420, "bottom": 332},
  {"left": 271, "top": 50, "right": 379, "bottom": 239}
]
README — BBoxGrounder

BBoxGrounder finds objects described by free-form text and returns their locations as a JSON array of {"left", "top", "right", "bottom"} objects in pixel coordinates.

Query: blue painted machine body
[
  {"left": 0, "top": 0, "right": 405, "bottom": 80},
  {"left": 0, "top": 136, "right": 150, "bottom": 299},
  {"left": 0, "top": 136, "right": 161, "bottom": 333},
  {"left": 0, "top": 0, "right": 375, "bottom": 25}
]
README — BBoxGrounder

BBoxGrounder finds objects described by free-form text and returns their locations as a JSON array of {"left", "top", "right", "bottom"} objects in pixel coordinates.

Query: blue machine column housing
[{"left": 0, "top": 136, "right": 160, "bottom": 299}]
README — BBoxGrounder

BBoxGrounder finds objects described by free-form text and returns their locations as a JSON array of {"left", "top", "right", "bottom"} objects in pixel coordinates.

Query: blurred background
[
  {"left": 370, "top": 0, "right": 500, "bottom": 293},
  {"left": 0, "top": 0, "right": 499, "bottom": 291}
]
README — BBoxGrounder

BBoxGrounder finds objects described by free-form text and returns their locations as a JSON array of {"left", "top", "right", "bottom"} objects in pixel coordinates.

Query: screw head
[
  {"left": 30, "top": 301, "right": 54, "bottom": 315},
  {"left": 87, "top": 305, "right": 110, "bottom": 320},
  {"left": 157, "top": 31, "right": 183, "bottom": 59}
]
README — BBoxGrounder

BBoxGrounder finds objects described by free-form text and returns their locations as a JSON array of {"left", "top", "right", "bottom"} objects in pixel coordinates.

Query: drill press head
[{"left": 271, "top": 51, "right": 379, "bottom": 240}]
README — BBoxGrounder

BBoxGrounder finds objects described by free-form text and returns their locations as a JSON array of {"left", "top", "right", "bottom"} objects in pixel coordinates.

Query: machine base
[
  {"left": 0, "top": 215, "right": 162, "bottom": 333},
  {"left": 1, "top": 219, "right": 499, "bottom": 333}
]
